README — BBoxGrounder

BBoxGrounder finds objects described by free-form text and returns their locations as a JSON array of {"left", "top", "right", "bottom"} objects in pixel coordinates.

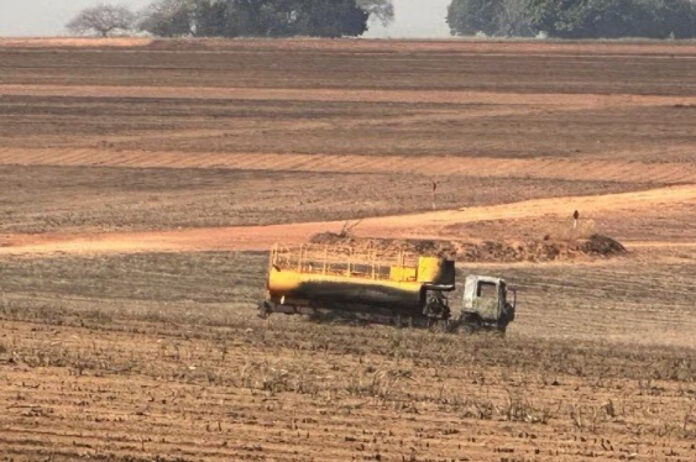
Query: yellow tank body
[{"left": 263, "top": 245, "right": 454, "bottom": 317}]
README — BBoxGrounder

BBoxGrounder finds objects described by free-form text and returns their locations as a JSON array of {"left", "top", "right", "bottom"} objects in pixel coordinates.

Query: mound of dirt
[
  {"left": 311, "top": 232, "right": 454, "bottom": 255},
  {"left": 580, "top": 234, "right": 626, "bottom": 256},
  {"left": 309, "top": 232, "right": 626, "bottom": 263}
]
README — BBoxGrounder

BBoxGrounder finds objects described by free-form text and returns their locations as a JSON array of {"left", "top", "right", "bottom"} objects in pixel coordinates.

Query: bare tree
[
  {"left": 67, "top": 4, "right": 136, "bottom": 37},
  {"left": 356, "top": 0, "right": 395, "bottom": 26}
]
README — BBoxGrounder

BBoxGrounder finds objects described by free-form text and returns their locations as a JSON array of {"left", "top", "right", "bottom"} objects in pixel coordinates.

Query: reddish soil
[
  {"left": 4, "top": 83, "right": 696, "bottom": 107},
  {"left": 1, "top": 184, "right": 695, "bottom": 256},
  {"left": 1, "top": 38, "right": 695, "bottom": 461},
  {"left": 3, "top": 148, "right": 696, "bottom": 184}
]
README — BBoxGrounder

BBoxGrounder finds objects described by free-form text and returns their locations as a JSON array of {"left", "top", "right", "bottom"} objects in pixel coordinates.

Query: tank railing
[
  {"left": 271, "top": 245, "right": 419, "bottom": 268},
  {"left": 270, "top": 244, "right": 419, "bottom": 281},
  {"left": 301, "top": 259, "right": 393, "bottom": 281}
]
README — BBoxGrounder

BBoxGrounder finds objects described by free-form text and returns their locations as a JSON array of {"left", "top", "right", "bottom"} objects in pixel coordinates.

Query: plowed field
[{"left": 1, "top": 38, "right": 695, "bottom": 461}]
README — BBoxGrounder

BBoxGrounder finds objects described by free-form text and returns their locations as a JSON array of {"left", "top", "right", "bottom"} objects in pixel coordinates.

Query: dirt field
[{"left": 1, "top": 38, "right": 695, "bottom": 461}]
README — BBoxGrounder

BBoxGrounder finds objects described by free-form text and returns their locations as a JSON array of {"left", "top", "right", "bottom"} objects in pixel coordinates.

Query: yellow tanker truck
[{"left": 258, "top": 244, "right": 516, "bottom": 333}]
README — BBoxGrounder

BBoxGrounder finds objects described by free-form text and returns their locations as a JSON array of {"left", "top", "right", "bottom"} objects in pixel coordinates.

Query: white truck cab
[{"left": 460, "top": 275, "right": 516, "bottom": 332}]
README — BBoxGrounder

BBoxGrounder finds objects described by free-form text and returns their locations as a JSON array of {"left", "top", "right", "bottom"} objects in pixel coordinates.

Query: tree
[
  {"left": 447, "top": 0, "right": 534, "bottom": 36},
  {"left": 66, "top": 4, "right": 136, "bottom": 37},
  {"left": 447, "top": 0, "right": 502, "bottom": 36},
  {"left": 527, "top": 0, "right": 642, "bottom": 38},
  {"left": 138, "top": 0, "right": 197, "bottom": 37},
  {"left": 636, "top": 0, "right": 696, "bottom": 38},
  {"left": 525, "top": 0, "right": 696, "bottom": 38},
  {"left": 496, "top": 0, "right": 534, "bottom": 36},
  {"left": 447, "top": 0, "right": 533, "bottom": 37},
  {"left": 288, "top": 0, "right": 370, "bottom": 37},
  {"left": 139, "top": 0, "right": 393, "bottom": 37},
  {"left": 357, "top": 0, "right": 395, "bottom": 26},
  {"left": 194, "top": 0, "right": 230, "bottom": 36},
  {"left": 449, "top": 0, "right": 696, "bottom": 38}
]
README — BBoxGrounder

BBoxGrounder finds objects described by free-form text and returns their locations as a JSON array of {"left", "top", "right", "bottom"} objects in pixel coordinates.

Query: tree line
[
  {"left": 67, "top": 0, "right": 696, "bottom": 39},
  {"left": 447, "top": 0, "right": 696, "bottom": 38},
  {"left": 67, "top": 0, "right": 393, "bottom": 38}
]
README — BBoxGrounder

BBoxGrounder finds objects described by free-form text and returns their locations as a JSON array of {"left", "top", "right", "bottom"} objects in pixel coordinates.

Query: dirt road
[{"left": 2, "top": 184, "right": 695, "bottom": 256}]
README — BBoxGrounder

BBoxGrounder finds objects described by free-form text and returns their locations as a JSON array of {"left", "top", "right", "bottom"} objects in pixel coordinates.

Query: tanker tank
[{"left": 259, "top": 244, "right": 455, "bottom": 321}]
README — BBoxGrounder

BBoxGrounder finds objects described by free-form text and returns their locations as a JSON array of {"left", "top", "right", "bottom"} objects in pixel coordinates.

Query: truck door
[{"left": 473, "top": 280, "right": 500, "bottom": 321}]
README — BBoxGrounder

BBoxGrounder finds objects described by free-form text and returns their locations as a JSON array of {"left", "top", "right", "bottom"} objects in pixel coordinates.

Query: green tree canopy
[
  {"left": 448, "top": 0, "right": 696, "bottom": 38},
  {"left": 447, "top": 0, "right": 533, "bottom": 37},
  {"left": 139, "top": 0, "right": 394, "bottom": 37},
  {"left": 138, "top": 0, "right": 197, "bottom": 37},
  {"left": 447, "top": 0, "right": 503, "bottom": 36},
  {"left": 526, "top": 0, "right": 696, "bottom": 38}
]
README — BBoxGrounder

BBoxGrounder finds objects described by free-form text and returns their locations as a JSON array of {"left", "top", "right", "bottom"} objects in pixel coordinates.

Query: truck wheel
[
  {"left": 461, "top": 315, "right": 482, "bottom": 335},
  {"left": 446, "top": 320, "right": 461, "bottom": 334},
  {"left": 257, "top": 301, "right": 272, "bottom": 319}
]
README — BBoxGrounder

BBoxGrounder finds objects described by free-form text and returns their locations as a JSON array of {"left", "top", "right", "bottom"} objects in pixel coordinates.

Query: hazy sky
[{"left": 0, "top": 0, "right": 451, "bottom": 37}]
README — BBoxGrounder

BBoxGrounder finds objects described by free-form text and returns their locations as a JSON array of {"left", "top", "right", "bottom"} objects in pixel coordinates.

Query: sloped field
[
  {"left": 1, "top": 251, "right": 695, "bottom": 460},
  {"left": 0, "top": 39, "right": 695, "bottom": 460}
]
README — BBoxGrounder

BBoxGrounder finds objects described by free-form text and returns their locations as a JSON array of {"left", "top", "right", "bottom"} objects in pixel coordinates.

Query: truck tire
[
  {"left": 461, "top": 315, "right": 482, "bottom": 335},
  {"left": 258, "top": 301, "right": 273, "bottom": 319}
]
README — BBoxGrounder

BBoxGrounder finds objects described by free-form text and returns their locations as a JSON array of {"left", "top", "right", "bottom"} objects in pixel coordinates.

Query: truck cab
[{"left": 460, "top": 275, "right": 516, "bottom": 332}]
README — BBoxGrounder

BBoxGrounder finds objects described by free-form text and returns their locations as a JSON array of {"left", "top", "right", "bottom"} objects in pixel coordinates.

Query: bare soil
[
  {"left": 1, "top": 251, "right": 696, "bottom": 461},
  {"left": 309, "top": 232, "right": 627, "bottom": 262},
  {"left": 0, "top": 164, "right": 642, "bottom": 234},
  {"left": 2, "top": 184, "right": 694, "bottom": 256},
  {"left": 0, "top": 38, "right": 695, "bottom": 461}
]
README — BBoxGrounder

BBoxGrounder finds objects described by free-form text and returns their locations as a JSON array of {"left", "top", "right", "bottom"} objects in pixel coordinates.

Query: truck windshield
[{"left": 477, "top": 281, "right": 497, "bottom": 300}]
